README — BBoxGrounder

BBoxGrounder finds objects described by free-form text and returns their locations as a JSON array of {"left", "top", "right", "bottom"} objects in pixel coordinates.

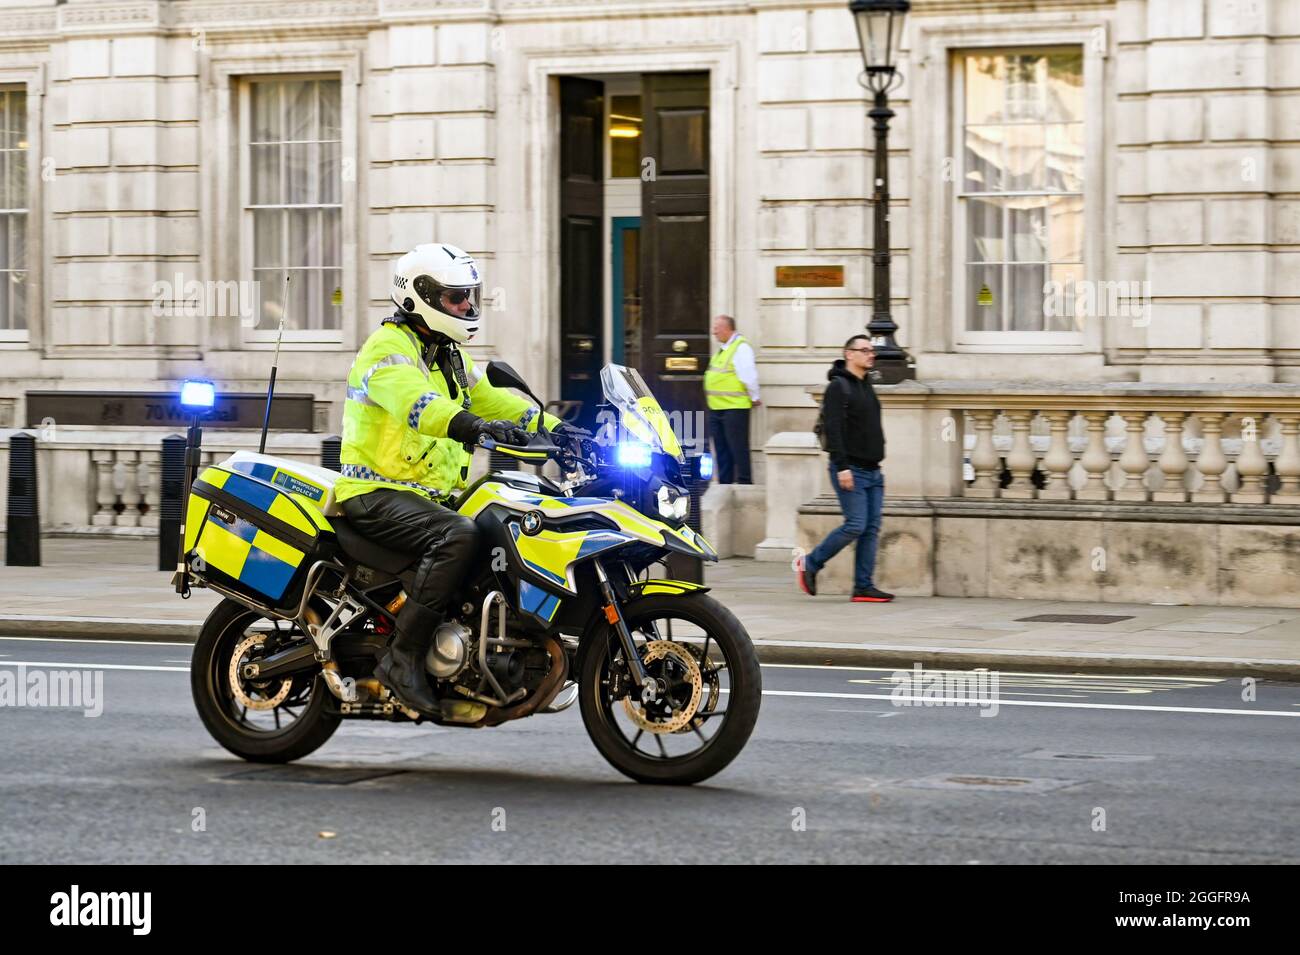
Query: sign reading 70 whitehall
[{"left": 25, "top": 391, "right": 316, "bottom": 431}]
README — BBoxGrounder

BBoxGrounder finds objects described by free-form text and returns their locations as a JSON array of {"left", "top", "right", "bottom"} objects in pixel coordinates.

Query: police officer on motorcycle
[{"left": 337, "top": 243, "right": 563, "bottom": 718}]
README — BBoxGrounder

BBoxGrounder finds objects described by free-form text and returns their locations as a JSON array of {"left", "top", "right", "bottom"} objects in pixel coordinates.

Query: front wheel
[
  {"left": 578, "top": 592, "right": 761, "bottom": 785},
  {"left": 191, "top": 599, "right": 342, "bottom": 763}
]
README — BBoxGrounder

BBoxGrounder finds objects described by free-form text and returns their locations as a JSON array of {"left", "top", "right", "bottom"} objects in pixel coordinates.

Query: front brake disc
[{"left": 621, "top": 640, "right": 703, "bottom": 735}]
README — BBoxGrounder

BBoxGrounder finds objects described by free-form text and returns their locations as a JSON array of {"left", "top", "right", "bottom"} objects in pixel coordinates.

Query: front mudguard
[{"left": 626, "top": 578, "right": 710, "bottom": 600}]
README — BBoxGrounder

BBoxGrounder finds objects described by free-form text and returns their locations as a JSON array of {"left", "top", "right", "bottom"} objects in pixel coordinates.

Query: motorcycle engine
[{"left": 424, "top": 620, "right": 472, "bottom": 679}]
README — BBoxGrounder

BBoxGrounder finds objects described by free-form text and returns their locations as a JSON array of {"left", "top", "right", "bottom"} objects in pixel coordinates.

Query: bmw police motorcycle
[{"left": 177, "top": 364, "right": 761, "bottom": 785}]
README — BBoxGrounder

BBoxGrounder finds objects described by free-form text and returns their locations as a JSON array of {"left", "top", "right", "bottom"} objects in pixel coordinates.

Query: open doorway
[{"left": 557, "top": 72, "right": 710, "bottom": 430}]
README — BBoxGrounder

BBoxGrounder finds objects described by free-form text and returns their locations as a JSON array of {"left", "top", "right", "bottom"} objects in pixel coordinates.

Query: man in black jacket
[{"left": 797, "top": 334, "right": 894, "bottom": 602}]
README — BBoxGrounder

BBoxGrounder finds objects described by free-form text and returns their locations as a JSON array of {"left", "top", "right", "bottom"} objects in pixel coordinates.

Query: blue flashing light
[
  {"left": 180, "top": 379, "right": 216, "bottom": 410},
  {"left": 617, "top": 442, "right": 653, "bottom": 468},
  {"left": 698, "top": 453, "right": 714, "bottom": 480}
]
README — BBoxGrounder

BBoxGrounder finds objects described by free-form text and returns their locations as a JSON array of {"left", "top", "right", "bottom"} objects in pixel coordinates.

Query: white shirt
[{"left": 722, "top": 332, "right": 761, "bottom": 403}]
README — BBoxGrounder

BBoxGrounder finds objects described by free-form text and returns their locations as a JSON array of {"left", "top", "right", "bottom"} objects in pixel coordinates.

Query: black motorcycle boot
[{"left": 374, "top": 599, "right": 443, "bottom": 718}]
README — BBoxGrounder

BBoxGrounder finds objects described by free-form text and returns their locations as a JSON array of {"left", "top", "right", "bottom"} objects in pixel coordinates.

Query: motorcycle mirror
[{"left": 485, "top": 361, "right": 545, "bottom": 411}]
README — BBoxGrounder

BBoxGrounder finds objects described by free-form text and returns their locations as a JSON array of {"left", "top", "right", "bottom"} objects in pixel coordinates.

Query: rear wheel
[
  {"left": 191, "top": 599, "right": 341, "bottom": 763},
  {"left": 578, "top": 592, "right": 761, "bottom": 785}
]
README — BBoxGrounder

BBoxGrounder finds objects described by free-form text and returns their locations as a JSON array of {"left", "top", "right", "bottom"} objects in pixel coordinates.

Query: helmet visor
[{"left": 413, "top": 275, "right": 482, "bottom": 321}]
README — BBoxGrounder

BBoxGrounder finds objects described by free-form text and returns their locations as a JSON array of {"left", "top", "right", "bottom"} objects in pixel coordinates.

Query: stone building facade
[{"left": 1, "top": 0, "right": 1298, "bottom": 605}]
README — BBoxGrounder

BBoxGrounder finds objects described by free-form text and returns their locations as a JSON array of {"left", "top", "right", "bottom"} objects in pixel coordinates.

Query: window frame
[
  {"left": 952, "top": 45, "right": 1088, "bottom": 350},
  {"left": 202, "top": 49, "right": 361, "bottom": 353},
  {"left": 909, "top": 15, "right": 1109, "bottom": 358},
  {"left": 0, "top": 68, "right": 42, "bottom": 347},
  {"left": 239, "top": 73, "right": 345, "bottom": 344},
  {"left": 951, "top": 44, "right": 1092, "bottom": 348}
]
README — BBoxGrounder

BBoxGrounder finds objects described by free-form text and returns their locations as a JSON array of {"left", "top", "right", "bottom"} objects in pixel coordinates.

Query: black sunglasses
[{"left": 442, "top": 290, "right": 473, "bottom": 305}]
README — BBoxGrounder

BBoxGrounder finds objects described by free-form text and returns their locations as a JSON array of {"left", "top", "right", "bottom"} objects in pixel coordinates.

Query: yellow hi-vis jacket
[
  {"left": 337, "top": 320, "right": 561, "bottom": 503},
  {"left": 703, "top": 334, "right": 753, "bottom": 411}
]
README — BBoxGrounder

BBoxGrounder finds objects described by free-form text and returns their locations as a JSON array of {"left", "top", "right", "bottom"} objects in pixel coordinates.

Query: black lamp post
[{"left": 850, "top": 0, "right": 915, "bottom": 384}]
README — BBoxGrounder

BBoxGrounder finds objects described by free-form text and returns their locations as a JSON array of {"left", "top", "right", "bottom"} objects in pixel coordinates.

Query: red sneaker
[{"left": 796, "top": 558, "right": 817, "bottom": 597}]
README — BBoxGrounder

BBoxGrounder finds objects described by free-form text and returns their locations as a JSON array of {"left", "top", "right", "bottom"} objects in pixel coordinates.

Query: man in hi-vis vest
[{"left": 703, "top": 315, "right": 761, "bottom": 484}]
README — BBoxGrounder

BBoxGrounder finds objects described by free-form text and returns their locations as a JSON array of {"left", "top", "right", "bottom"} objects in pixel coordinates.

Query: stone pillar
[
  {"left": 1114, "top": 411, "right": 1152, "bottom": 502},
  {"left": 1001, "top": 411, "right": 1037, "bottom": 500},
  {"left": 966, "top": 409, "right": 999, "bottom": 498},
  {"left": 1038, "top": 411, "right": 1075, "bottom": 501},
  {"left": 1152, "top": 411, "right": 1190, "bottom": 503},
  {"left": 755, "top": 430, "right": 822, "bottom": 562},
  {"left": 90, "top": 450, "right": 116, "bottom": 526},
  {"left": 1076, "top": 412, "right": 1112, "bottom": 501},
  {"left": 117, "top": 449, "right": 141, "bottom": 527},
  {"left": 1274, "top": 415, "right": 1300, "bottom": 504},
  {"left": 1234, "top": 413, "right": 1269, "bottom": 504},
  {"left": 1192, "top": 413, "right": 1228, "bottom": 503},
  {"left": 141, "top": 452, "right": 161, "bottom": 529}
]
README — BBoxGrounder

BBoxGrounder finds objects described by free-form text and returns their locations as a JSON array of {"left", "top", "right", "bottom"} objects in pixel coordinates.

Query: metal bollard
[
  {"left": 5, "top": 432, "right": 40, "bottom": 567},
  {"left": 158, "top": 434, "right": 187, "bottom": 571},
  {"left": 320, "top": 434, "right": 342, "bottom": 472}
]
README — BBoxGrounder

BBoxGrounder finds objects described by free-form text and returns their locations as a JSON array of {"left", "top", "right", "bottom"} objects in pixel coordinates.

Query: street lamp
[{"left": 850, "top": 0, "right": 915, "bottom": 384}]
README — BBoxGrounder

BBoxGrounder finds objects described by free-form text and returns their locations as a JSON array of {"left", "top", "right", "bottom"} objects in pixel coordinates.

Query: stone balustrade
[
  {"left": 796, "top": 382, "right": 1300, "bottom": 606},
  {"left": 935, "top": 383, "right": 1300, "bottom": 505},
  {"left": 0, "top": 430, "right": 331, "bottom": 535}
]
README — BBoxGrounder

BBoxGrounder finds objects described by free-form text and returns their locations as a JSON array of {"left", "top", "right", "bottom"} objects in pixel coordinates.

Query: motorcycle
[{"left": 178, "top": 362, "right": 761, "bottom": 785}]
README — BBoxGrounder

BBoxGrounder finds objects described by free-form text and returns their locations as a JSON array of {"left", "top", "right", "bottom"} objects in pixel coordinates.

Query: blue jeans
[{"left": 805, "top": 465, "right": 884, "bottom": 592}]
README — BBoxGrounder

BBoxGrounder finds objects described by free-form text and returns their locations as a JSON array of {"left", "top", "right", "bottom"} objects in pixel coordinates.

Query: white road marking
[
  {"left": 0, "top": 636, "right": 193, "bottom": 647},
  {"left": 1, "top": 660, "right": 1293, "bottom": 717},
  {"left": 763, "top": 663, "right": 1224, "bottom": 682},
  {"left": 762, "top": 688, "right": 1300, "bottom": 717}
]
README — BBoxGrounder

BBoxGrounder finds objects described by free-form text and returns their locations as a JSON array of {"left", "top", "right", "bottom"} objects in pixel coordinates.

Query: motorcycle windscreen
[{"left": 599, "top": 364, "right": 684, "bottom": 461}]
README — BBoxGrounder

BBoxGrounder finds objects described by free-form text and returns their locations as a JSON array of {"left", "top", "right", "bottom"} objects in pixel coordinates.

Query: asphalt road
[{"left": 1, "top": 635, "right": 1297, "bottom": 864}]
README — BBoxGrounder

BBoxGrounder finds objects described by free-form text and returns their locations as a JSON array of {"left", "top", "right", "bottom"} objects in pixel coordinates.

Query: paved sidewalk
[{"left": 2, "top": 537, "right": 1298, "bottom": 677}]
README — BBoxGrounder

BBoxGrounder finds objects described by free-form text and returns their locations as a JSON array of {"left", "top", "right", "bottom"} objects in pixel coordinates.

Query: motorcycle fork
[{"left": 593, "top": 559, "right": 652, "bottom": 692}]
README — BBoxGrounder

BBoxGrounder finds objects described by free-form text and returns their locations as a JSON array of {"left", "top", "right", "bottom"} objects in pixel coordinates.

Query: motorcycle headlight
[{"left": 655, "top": 484, "right": 689, "bottom": 522}]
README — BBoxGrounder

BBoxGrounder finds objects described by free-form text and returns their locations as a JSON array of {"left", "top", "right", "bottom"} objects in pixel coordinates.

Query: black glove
[{"left": 448, "top": 412, "right": 530, "bottom": 447}]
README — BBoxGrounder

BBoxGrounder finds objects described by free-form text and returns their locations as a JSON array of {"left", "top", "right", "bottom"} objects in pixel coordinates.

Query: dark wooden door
[
  {"left": 559, "top": 76, "right": 605, "bottom": 426},
  {"left": 639, "top": 72, "right": 710, "bottom": 431}
]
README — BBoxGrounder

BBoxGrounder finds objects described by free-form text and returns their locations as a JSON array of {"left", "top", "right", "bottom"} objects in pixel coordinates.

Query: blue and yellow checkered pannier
[{"left": 183, "top": 465, "right": 333, "bottom": 612}]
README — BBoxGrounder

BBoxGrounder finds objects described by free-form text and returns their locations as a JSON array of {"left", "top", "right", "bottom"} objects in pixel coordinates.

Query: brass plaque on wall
[
  {"left": 775, "top": 265, "right": 844, "bottom": 288},
  {"left": 664, "top": 356, "right": 700, "bottom": 371}
]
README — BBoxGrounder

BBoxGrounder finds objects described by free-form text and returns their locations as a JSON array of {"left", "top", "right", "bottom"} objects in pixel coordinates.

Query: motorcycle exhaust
[{"left": 541, "top": 680, "right": 579, "bottom": 714}]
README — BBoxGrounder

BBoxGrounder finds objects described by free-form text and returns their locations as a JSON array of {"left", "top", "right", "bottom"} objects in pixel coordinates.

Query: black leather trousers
[{"left": 341, "top": 489, "right": 478, "bottom": 617}]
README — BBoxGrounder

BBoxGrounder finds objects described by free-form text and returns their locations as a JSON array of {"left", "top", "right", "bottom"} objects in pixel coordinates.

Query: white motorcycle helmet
[{"left": 390, "top": 242, "right": 483, "bottom": 343}]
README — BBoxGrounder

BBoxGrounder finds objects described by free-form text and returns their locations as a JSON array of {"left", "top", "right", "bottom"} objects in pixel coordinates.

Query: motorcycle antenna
[{"left": 258, "top": 274, "right": 289, "bottom": 454}]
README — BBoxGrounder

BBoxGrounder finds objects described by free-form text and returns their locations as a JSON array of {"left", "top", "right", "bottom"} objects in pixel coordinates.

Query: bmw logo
[{"left": 521, "top": 510, "right": 544, "bottom": 535}]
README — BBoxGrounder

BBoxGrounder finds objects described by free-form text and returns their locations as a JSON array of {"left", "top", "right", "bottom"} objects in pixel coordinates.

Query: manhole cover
[
  {"left": 221, "top": 766, "right": 405, "bottom": 786},
  {"left": 1016, "top": 614, "right": 1135, "bottom": 624},
  {"left": 895, "top": 774, "right": 1079, "bottom": 794},
  {"left": 1022, "top": 750, "right": 1154, "bottom": 763}
]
